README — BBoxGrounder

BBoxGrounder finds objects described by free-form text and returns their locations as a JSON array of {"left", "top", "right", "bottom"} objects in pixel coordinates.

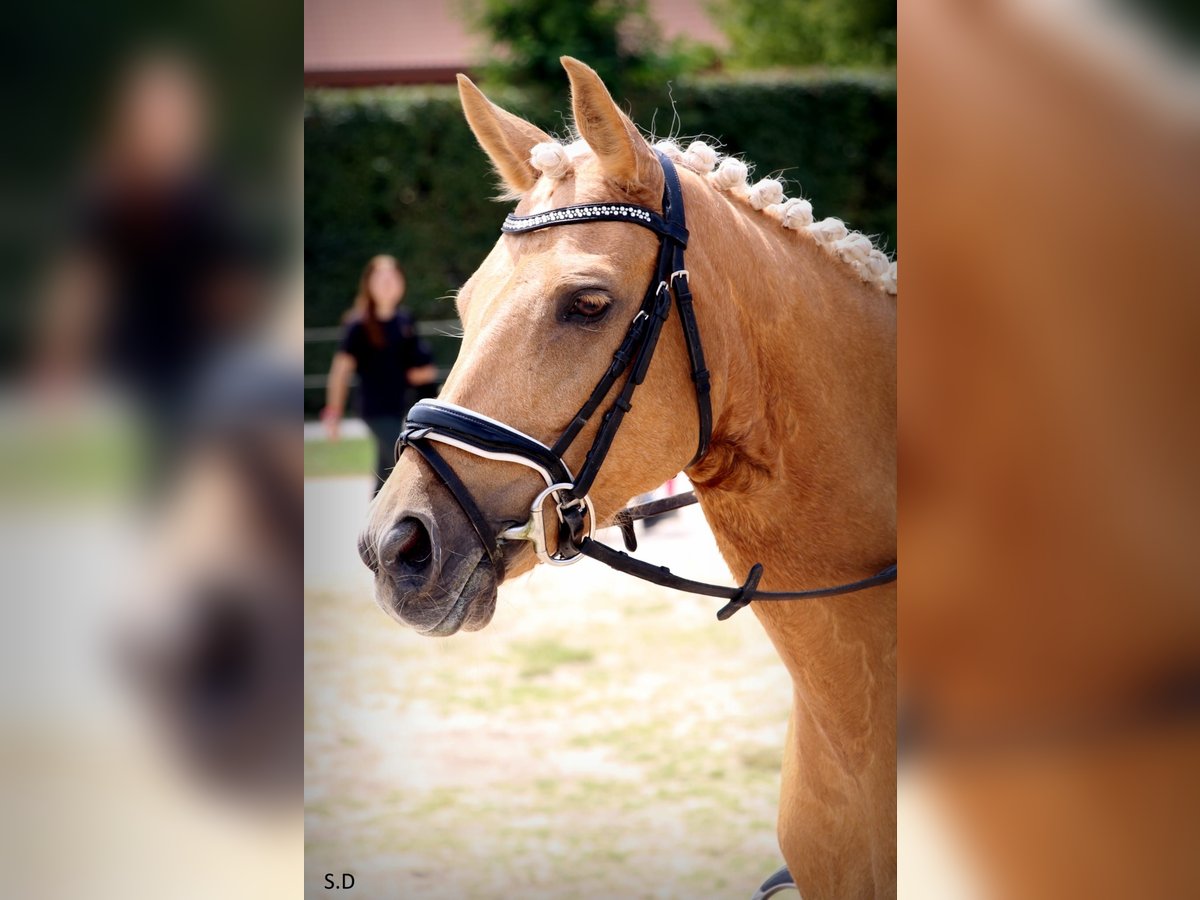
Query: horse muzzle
[
  {"left": 362, "top": 516, "right": 503, "bottom": 636},
  {"left": 360, "top": 459, "right": 514, "bottom": 637}
]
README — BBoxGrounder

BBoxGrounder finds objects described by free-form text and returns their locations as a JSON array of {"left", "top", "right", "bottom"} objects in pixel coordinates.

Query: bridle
[{"left": 397, "top": 151, "right": 896, "bottom": 620}]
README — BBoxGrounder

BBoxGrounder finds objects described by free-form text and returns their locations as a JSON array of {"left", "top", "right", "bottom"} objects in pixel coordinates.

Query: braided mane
[{"left": 527, "top": 138, "right": 897, "bottom": 296}]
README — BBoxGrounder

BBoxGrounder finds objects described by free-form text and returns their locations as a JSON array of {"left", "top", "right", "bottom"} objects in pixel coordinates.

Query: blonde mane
[{"left": 527, "top": 137, "right": 898, "bottom": 296}]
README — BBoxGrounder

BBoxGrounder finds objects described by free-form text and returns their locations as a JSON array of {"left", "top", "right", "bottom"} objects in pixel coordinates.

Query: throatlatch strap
[
  {"left": 609, "top": 491, "right": 700, "bottom": 551},
  {"left": 657, "top": 153, "right": 711, "bottom": 465}
]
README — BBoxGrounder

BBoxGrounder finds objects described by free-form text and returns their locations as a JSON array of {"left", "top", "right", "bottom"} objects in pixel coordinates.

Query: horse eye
[{"left": 568, "top": 293, "right": 610, "bottom": 320}]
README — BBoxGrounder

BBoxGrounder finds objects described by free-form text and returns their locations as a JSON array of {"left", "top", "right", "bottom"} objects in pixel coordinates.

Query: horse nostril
[
  {"left": 358, "top": 530, "right": 380, "bottom": 574},
  {"left": 379, "top": 518, "right": 433, "bottom": 576}
]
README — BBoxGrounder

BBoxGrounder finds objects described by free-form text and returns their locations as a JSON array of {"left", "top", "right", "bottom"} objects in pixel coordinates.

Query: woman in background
[{"left": 322, "top": 255, "right": 437, "bottom": 495}]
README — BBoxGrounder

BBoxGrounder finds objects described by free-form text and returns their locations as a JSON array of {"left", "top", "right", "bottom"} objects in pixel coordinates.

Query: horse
[{"left": 360, "top": 57, "right": 896, "bottom": 899}]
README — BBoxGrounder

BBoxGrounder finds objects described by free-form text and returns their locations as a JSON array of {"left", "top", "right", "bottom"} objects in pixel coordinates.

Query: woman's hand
[
  {"left": 407, "top": 363, "right": 438, "bottom": 386},
  {"left": 324, "top": 351, "right": 356, "bottom": 441},
  {"left": 321, "top": 405, "right": 341, "bottom": 442}
]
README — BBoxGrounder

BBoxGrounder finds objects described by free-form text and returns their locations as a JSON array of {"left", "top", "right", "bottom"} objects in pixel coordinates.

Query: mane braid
[{"left": 526, "top": 137, "right": 898, "bottom": 296}]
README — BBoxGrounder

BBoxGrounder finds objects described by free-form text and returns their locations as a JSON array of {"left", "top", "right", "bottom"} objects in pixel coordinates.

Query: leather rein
[{"left": 397, "top": 151, "right": 896, "bottom": 620}]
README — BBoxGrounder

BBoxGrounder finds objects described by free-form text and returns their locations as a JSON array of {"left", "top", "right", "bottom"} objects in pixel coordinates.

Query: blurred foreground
[
  {"left": 900, "top": 1, "right": 1200, "bottom": 896},
  {"left": 1, "top": 10, "right": 301, "bottom": 897}
]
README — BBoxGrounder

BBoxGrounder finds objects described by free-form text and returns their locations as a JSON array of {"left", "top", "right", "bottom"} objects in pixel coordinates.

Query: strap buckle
[{"left": 658, "top": 271, "right": 690, "bottom": 297}]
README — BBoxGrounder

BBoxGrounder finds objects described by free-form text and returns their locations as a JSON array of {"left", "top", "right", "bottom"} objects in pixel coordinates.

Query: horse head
[{"left": 360, "top": 59, "right": 714, "bottom": 635}]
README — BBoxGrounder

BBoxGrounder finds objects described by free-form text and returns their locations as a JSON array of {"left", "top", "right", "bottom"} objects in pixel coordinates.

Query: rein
[{"left": 397, "top": 151, "right": 896, "bottom": 620}]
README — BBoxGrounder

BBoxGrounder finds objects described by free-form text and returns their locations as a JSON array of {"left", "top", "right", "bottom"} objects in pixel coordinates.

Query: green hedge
[{"left": 304, "top": 72, "right": 895, "bottom": 415}]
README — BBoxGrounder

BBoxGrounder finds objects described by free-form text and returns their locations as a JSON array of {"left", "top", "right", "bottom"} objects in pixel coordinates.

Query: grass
[
  {"left": 512, "top": 638, "right": 596, "bottom": 678},
  {"left": 0, "top": 422, "right": 143, "bottom": 500},
  {"left": 304, "top": 437, "right": 374, "bottom": 478}
]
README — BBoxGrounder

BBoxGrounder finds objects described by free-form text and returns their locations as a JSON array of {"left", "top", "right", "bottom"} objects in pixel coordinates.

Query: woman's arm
[
  {"left": 34, "top": 252, "right": 106, "bottom": 402},
  {"left": 404, "top": 322, "right": 438, "bottom": 389},
  {"left": 406, "top": 363, "right": 438, "bottom": 386},
  {"left": 322, "top": 351, "right": 356, "bottom": 441}
]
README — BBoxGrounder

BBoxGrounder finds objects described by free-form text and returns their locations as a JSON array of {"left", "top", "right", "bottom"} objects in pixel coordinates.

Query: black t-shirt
[
  {"left": 338, "top": 312, "right": 433, "bottom": 418},
  {"left": 74, "top": 172, "right": 257, "bottom": 402}
]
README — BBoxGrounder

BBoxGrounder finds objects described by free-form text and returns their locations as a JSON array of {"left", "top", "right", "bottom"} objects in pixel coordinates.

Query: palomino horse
[{"left": 361, "top": 58, "right": 896, "bottom": 899}]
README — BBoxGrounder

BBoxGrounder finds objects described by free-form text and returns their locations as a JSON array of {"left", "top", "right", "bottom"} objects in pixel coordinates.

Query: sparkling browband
[{"left": 502, "top": 202, "right": 682, "bottom": 242}]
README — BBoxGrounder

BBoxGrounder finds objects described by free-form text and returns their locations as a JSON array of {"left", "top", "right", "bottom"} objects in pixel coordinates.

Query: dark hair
[{"left": 343, "top": 254, "right": 405, "bottom": 348}]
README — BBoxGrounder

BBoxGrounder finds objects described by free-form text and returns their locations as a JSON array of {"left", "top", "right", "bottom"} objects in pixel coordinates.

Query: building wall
[{"left": 304, "top": 0, "right": 725, "bottom": 84}]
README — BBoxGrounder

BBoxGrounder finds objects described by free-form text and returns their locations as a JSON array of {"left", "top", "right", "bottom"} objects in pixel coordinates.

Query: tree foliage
[
  {"left": 712, "top": 0, "right": 895, "bottom": 69},
  {"left": 461, "top": 0, "right": 709, "bottom": 101}
]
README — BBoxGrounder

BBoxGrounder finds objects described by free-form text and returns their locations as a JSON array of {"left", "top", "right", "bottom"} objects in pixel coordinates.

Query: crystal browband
[{"left": 501, "top": 202, "right": 686, "bottom": 243}]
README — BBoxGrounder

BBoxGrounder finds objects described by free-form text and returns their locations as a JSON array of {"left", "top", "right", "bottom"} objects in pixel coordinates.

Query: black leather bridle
[{"left": 397, "top": 151, "right": 896, "bottom": 619}]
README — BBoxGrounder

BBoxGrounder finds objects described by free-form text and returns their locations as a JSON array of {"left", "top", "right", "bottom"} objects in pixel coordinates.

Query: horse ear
[
  {"left": 457, "top": 74, "right": 552, "bottom": 195},
  {"left": 561, "top": 56, "right": 657, "bottom": 192}
]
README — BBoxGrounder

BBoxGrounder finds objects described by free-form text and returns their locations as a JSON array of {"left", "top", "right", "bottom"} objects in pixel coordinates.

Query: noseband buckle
[{"left": 499, "top": 482, "right": 596, "bottom": 567}]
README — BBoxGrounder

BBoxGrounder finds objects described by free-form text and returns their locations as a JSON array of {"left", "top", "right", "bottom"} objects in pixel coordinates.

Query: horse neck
[{"left": 683, "top": 183, "right": 896, "bottom": 676}]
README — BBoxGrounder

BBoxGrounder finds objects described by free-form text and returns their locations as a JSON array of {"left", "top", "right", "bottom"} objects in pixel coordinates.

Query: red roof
[{"left": 305, "top": 0, "right": 725, "bottom": 86}]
